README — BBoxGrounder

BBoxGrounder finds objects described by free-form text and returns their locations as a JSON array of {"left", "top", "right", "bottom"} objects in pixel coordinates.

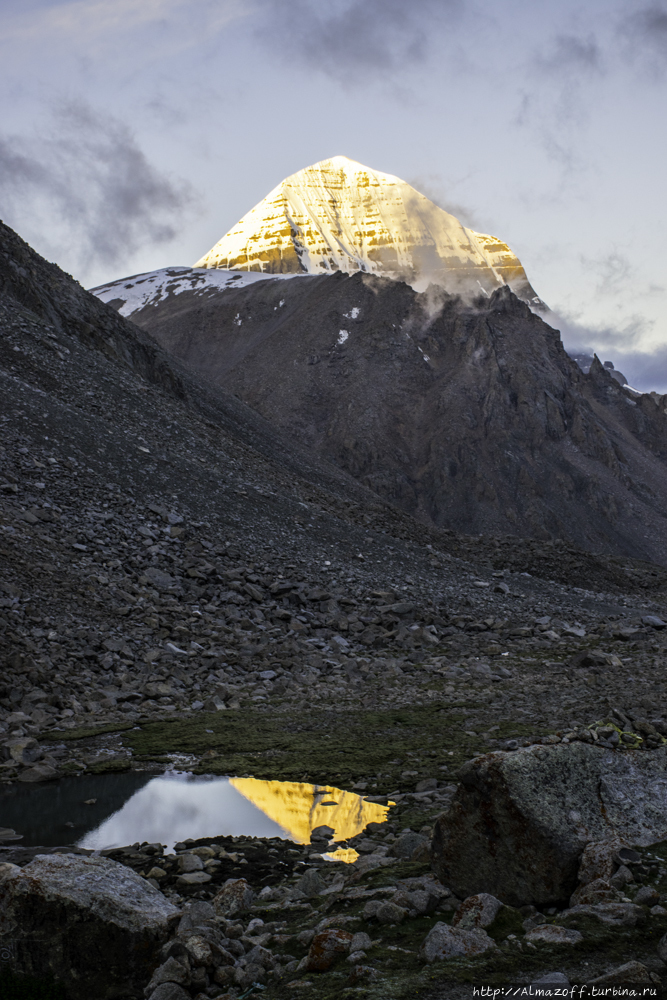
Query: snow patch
[
  {"left": 90, "top": 266, "right": 312, "bottom": 318},
  {"left": 344, "top": 306, "right": 360, "bottom": 319},
  {"left": 337, "top": 330, "right": 349, "bottom": 345}
]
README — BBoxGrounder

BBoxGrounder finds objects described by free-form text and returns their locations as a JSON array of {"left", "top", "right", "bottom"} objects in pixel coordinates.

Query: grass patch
[
  {"left": 56, "top": 722, "right": 135, "bottom": 742},
  {"left": 121, "top": 705, "right": 548, "bottom": 790}
]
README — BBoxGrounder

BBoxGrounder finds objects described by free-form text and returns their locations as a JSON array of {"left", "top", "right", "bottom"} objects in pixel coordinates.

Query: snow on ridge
[{"left": 90, "top": 266, "right": 313, "bottom": 318}]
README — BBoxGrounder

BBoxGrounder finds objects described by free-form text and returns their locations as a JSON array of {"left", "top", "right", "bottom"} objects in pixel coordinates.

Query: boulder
[
  {"left": 420, "top": 922, "right": 496, "bottom": 962},
  {"left": 431, "top": 743, "right": 667, "bottom": 906},
  {"left": 212, "top": 878, "right": 255, "bottom": 917},
  {"left": 0, "top": 854, "right": 179, "bottom": 1000}
]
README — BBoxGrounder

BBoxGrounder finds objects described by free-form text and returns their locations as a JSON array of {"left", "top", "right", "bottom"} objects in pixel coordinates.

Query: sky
[{"left": 1, "top": 0, "right": 667, "bottom": 389}]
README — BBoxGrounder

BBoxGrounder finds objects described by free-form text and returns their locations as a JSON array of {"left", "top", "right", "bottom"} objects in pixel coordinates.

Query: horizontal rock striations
[{"left": 194, "top": 156, "right": 540, "bottom": 301}]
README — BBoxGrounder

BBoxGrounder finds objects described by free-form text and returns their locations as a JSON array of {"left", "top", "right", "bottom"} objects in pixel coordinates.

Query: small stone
[
  {"left": 570, "top": 878, "right": 615, "bottom": 907},
  {"left": 415, "top": 778, "right": 438, "bottom": 792},
  {"left": 587, "top": 961, "right": 652, "bottom": 985},
  {"left": 305, "top": 928, "right": 353, "bottom": 972},
  {"left": 634, "top": 885, "right": 660, "bottom": 906},
  {"left": 577, "top": 840, "right": 619, "bottom": 885},
  {"left": 212, "top": 878, "right": 255, "bottom": 917},
  {"left": 452, "top": 893, "right": 503, "bottom": 930},
  {"left": 145, "top": 985, "right": 192, "bottom": 1000},
  {"left": 420, "top": 922, "right": 496, "bottom": 962},
  {"left": 642, "top": 616, "right": 666, "bottom": 629},
  {"left": 145, "top": 567, "right": 175, "bottom": 590},
  {"left": 525, "top": 926, "right": 583, "bottom": 946},
  {"left": 294, "top": 869, "right": 325, "bottom": 898},
  {"left": 531, "top": 973, "right": 570, "bottom": 986},
  {"left": 657, "top": 931, "right": 667, "bottom": 962},
  {"left": 349, "top": 932, "right": 372, "bottom": 953},
  {"left": 560, "top": 902, "right": 645, "bottom": 927},
  {"left": 178, "top": 854, "right": 204, "bottom": 873},
  {"left": 376, "top": 901, "right": 407, "bottom": 925},
  {"left": 144, "top": 957, "right": 190, "bottom": 996},
  {"left": 176, "top": 872, "right": 211, "bottom": 887},
  {"left": 391, "top": 831, "right": 428, "bottom": 859}
]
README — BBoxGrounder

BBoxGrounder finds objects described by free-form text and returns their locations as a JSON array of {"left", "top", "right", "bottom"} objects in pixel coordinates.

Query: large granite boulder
[
  {"left": 431, "top": 743, "right": 667, "bottom": 907},
  {"left": 0, "top": 853, "right": 180, "bottom": 999}
]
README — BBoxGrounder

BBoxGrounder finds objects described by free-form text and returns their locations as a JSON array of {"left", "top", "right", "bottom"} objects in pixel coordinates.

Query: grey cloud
[
  {"left": 580, "top": 251, "right": 635, "bottom": 297},
  {"left": 257, "top": 0, "right": 461, "bottom": 82},
  {"left": 536, "top": 33, "right": 603, "bottom": 76},
  {"left": 544, "top": 308, "right": 667, "bottom": 393},
  {"left": 620, "top": 4, "right": 667, "bottom": 67},
  {"left": 0, "top": 102, "right": 195, "bottom": 273}
]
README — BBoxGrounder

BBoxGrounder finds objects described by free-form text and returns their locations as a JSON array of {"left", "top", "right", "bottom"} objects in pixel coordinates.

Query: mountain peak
[{"left": 195, "top": 156, "right": 541, "bottom": 301}]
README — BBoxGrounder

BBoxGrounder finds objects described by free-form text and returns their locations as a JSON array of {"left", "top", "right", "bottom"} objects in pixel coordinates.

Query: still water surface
[{"left": 0, "top": 771, "right": 389, "bottom": 853}]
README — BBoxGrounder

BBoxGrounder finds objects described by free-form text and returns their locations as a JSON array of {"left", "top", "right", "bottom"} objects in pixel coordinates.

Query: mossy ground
[{"left": 117, "top": 705, "right": 546, "bottom": 795}]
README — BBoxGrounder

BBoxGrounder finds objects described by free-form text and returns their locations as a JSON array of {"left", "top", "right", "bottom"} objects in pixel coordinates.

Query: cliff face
[
  {"left": 100, "top": 266, "right": 667, "bottom": 565},
  {"left": 194, "top": 156, "right": 540, "bottom": 301}
]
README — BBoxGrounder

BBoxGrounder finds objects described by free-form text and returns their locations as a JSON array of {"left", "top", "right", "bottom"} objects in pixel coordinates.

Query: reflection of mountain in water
[
  {"left": 229, "top": 778, "right": 388, "bottom": 844},
  {"left": 0, "top": 771, "right": 152, "bottom": 847}
]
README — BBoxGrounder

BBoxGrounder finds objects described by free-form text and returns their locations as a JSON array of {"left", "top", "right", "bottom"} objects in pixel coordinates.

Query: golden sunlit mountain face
[
  {"left": 195, "top": 156, "right": 539, "bottom": 300},
  {"left": 229, "top": 776, "right": 390, "bottom": 860}
]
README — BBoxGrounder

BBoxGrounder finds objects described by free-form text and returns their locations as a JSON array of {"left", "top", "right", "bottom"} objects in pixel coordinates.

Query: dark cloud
[
  {"left": 0, "top": 102, "right": 195, "bottom": 273},
  {"left": 620, "top": 4, "right": 667, "bottom": 68},
  {"left": 257, "top": 0, "right": 461, "bottom": 82}
]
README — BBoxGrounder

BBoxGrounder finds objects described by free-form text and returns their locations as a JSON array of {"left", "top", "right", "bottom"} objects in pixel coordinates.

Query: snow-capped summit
[{"left": 195, "top": 155, "right": 540, "bottom": 301}]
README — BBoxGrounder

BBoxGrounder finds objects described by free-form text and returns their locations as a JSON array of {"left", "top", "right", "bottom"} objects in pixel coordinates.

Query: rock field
[{"left": 3, "top": 219, "right": 667, "bottom": 997}]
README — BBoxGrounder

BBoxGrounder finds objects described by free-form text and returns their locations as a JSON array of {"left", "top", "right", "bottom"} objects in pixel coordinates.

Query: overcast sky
[{"left": 2, "top": 0, "right": 667, "bottom": 389}]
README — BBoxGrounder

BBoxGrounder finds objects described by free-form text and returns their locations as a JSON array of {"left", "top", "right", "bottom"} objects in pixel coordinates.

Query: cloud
[
  {"left": 406, "top": 173, "right": 480, "bottom": 228},
  {"left": 256, "top": 0, "right": 461, "bottom": 83},
  {"left": 620, "top": 4, "right": 667, "bottom": 70},
  {"left": 580, "top": 250, "right": 635, "bottom": 297},
  {"left": 0, "top": 102, "right": 196, "bottom": 273},
  {"left": 0, "top": 0, "right": 247, "bottom": 45},
  {"left": 535, "top": 33, "right": 603, "bottom": 76},
  {"left": 544, "top": 307, "right": 667, "bottom": 392}
]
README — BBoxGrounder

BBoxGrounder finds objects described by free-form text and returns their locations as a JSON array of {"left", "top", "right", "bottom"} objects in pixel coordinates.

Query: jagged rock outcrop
[{"left": 95, "top": 266, "right": 667, "bottom": 565}]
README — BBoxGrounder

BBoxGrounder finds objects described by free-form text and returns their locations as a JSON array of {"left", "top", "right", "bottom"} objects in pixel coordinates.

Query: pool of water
[{"left": 0, "top": 771, "right": 389, "bottom": 854}]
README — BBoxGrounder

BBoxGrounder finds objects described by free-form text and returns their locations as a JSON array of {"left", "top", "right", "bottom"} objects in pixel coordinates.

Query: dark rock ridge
[{"left": 96, "top": 268, "right": 667, "bottom": 565}]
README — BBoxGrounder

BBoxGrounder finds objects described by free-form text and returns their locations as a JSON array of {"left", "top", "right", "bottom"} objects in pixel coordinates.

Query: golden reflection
[
  {"left": 229, "top": 777, "right": 388, "bottom": 847},
  {"left": 325, "top": 847, "right": 360, "bottom": 864}
]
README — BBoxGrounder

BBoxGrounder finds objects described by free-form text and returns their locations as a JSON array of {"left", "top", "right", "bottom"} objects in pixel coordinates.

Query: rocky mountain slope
[
  {"left": 6, "top": 223, "right": 667, "bottom": 994},
  {"left": 94, "top": 264, "right": 667, "bottom": 567},
  {"left": 194, "top": 156, "right": 541, "bottom": 300}
]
